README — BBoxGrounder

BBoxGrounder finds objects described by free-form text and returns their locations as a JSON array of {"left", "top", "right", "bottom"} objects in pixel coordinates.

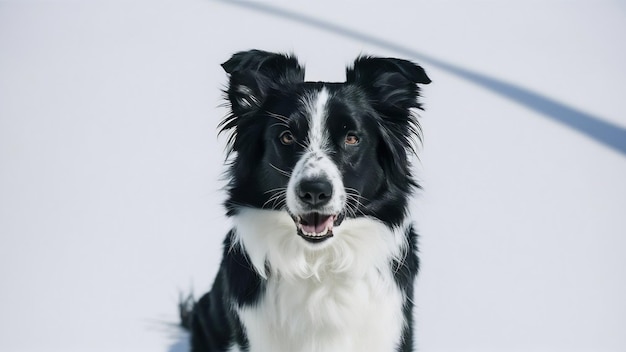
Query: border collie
[{"left": 180, "top": 49, "right": 431, "bottom": 352}]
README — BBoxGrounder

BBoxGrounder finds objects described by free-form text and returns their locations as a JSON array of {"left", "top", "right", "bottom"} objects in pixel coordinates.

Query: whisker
[
  {"left": 269, "top": 163, "right": 292, "bottom": 177},
  {"left": 344, "top": 192, "right": 368, "bottom": 217},
  {"left": 270, "top": 122, "right": 290, "bottom": 129},
  {"left": 272, "top": 198, "right": 287, "bottom": 210},
  {"left": 346, "top": 194, "right": 367, "bottom": 207},
  {"left": 264, "top": 187, "right": 287, "bottom": 194},
  {"left": 265, "top": 111, "right": 290, "bottom": 124},
  {"left": 263, "top": 190, "right": 287, "bottom": 209},
  {"left": 346, "top": 202, "right": 361, "bottom": 217},
  {"left": 271, "top": 194, "right": 287, "bottom": 210},
  {"left": 344, "top": 187, "right": 369, "bottom": 201}
]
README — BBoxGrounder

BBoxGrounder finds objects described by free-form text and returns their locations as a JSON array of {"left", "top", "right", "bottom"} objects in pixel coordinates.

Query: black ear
[
  {"left": 222, "top": 50, "right": 305, "bottom": 117},
  {"left": 347, "top": 56, "right": 430, "bottom": 190},
  {"left": 346, "top": 56, "right": 430, "bottom": 112}
]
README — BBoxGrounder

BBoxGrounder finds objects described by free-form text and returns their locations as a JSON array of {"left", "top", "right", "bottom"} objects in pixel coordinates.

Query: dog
[{"left": 179, "top": 49, "right": 431, "bottom": 352}]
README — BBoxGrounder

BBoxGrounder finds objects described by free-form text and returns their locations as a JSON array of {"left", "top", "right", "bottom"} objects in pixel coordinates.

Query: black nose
[{"left": 297, "top": 179, "right": 333, "bottom": 207}]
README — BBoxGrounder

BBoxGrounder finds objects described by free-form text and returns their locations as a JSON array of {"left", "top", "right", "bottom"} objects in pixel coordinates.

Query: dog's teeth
[
  {"left": 297, "top": 220, "right": 334, "bottom": 239},
  {"left": 302, "top": 228, "right": 329, "bottom": 237}
]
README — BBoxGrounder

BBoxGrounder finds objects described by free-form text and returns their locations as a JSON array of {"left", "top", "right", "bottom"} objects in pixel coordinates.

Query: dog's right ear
[{"left": 222, "top": 50, "right": 305, "bottom": 117}]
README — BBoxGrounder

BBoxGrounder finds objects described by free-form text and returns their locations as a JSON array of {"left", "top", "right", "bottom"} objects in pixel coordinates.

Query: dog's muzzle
[{"left": 289, "top": 177, "right": 345, "bottom": 243}]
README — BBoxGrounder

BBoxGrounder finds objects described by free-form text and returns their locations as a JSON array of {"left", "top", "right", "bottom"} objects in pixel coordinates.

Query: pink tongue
[{"left": 301, "top": 214, "right": 333, "bottom": 234}]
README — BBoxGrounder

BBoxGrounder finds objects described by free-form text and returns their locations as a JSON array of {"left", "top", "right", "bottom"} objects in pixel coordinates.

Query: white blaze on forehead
[
  {"left": 304, "top": 88, "right": 330, "bottom": 152},
  {"left": 287, "top": 87, "right": 345, "bottom": 217}
]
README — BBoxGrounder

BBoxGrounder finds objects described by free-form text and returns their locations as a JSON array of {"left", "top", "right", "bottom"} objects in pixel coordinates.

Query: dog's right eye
[{"left": 279, "top": 131, "right": 295, "bottom": 145}]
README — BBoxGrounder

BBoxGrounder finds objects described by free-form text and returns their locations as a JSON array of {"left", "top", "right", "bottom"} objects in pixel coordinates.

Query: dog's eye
[
  {"left": 279, "top": 131, "right": 295, "bottom": 145},
  {"left": 345, "top": 133, "right": 360, "bottom": 145}
]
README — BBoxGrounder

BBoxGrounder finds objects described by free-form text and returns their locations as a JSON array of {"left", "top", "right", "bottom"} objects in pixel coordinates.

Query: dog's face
[
  {"left": 220, "top": 50, "right": 430, "bottom": 245},
  {"left": 268, "top": 85, "right": 383, "bottom": 243}
]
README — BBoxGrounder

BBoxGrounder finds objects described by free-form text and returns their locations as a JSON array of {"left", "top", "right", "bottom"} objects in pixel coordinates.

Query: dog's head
[{"left": 220, "top": 50, "right": 430, "bottom": 245}]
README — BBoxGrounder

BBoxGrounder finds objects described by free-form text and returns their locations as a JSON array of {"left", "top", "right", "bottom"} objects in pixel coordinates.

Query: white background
[{"left": 1, "top": 1, "right": 625, "bottom": 351}]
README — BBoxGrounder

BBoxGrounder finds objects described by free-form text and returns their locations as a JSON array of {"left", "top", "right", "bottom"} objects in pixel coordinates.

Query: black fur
[{"left": 180, "top": 50, "right": 430, "bottom": 352}]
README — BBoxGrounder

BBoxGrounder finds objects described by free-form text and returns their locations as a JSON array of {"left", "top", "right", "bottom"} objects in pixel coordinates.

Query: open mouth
[{"left": 292, "top": 212, "right": 345, "bottom": 243}]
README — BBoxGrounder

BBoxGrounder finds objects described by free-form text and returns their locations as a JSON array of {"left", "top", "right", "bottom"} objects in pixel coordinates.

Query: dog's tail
[{"left": 178, "top": 292, "right": 196, "bottom": 330}]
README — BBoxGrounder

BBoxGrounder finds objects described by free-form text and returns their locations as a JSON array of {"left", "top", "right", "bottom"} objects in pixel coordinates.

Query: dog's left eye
[
  {"left": 279, "top": 131, "right": 295, "bottom": 145},
  {"left": 345, "top": 133, "right": 360, "bottom": 145}
]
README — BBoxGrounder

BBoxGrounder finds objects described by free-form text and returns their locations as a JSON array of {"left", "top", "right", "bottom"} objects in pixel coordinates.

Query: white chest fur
[
  {"left": 232, "top": 209, "right": 410, "bottom": 352},
  {"left": 237, "top": 267, "right": 405, "bottom": 352}
]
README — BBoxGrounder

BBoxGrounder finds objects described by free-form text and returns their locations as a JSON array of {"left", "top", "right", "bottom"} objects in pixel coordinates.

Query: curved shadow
[
  {"left": 166, "top": 327, "right": 189, "bottom": 352},
  {"left": 214, "top": 0, "right": 626, "bottom": 156},
  {"left": 168, "top": 335, "right": 190, "bottom": 352}
]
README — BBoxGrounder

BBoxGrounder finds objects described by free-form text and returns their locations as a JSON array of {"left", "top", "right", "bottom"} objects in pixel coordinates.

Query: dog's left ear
[
  {"left": 347, "top": 56, "right": 431, "bottom": 190},
  {"left": 346, "top": 56, "right": 431, "bottom": 112}
]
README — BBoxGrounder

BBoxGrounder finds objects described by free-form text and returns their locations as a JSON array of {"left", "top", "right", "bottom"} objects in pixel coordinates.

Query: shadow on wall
[
  {"left": 168, "top": 329, "right": 189, "bottom": 352},
  {"left": 215, "top": 0, "right": 626, "bottom": 156}
]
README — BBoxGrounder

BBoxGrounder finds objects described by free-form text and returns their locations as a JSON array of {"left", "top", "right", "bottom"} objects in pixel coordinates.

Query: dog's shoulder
[{"left": 220, "top": 230, "right": 266, "bottom": 307}]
